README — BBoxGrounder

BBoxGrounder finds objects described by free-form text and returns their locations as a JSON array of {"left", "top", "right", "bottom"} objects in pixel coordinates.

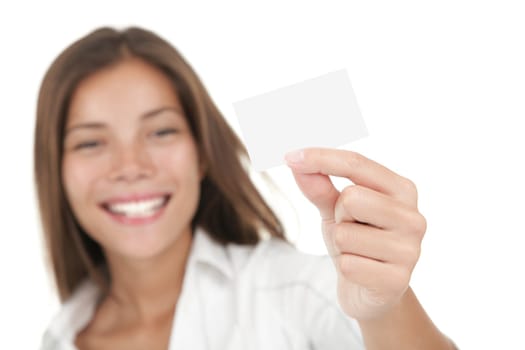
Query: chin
[{"left": 103, "top": 223, "right": 191, "bottom": 262}]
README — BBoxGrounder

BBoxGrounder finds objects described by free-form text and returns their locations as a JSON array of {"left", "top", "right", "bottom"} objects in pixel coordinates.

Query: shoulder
[{"left": 40, "top": 279, "right": 101, "bottom": 349}]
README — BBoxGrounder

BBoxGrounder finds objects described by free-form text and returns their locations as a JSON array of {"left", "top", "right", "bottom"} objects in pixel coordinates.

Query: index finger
[{"left": 285, "top": 147, "right": 416, "bottom": 206}]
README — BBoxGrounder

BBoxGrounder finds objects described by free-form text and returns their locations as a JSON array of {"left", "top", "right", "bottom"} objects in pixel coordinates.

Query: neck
[{"left": 103, "top": 227, "right": 193, "bottom": 324}]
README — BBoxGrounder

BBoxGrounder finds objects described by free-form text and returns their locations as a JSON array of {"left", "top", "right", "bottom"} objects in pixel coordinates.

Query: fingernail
[{"left": 285, "top": 149, "right": 304, "bottom": 164}]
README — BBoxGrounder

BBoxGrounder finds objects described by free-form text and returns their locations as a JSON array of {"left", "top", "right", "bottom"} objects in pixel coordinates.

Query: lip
[{"left": 100, "top": 192, "right": 171, "bottom": 205}]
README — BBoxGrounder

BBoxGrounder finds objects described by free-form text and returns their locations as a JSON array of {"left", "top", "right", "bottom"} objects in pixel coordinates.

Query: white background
[{"left": 1, "top": 1, "right": 524, "bottom": 349}]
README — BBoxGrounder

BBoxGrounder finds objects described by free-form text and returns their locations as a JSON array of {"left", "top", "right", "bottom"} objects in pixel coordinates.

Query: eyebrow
[{"left": 64, "top": 106, "right": 184, "bottom": 135}]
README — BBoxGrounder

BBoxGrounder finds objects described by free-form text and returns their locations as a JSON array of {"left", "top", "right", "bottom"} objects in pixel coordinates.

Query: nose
[{"left": 108, "top": 141, "right": 155, "bottom": 183}]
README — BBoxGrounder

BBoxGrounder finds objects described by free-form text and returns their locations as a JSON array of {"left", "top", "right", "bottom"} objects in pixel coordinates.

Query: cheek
[
  {"left": 151, "top": 143, "right": 201, "bottom": 180},
  {"left": 61, "top": 156, "right": 101, "bottom": 204}
]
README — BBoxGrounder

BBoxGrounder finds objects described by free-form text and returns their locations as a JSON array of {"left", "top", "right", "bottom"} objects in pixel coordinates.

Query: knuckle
[
  {"left": 344, "top": 151, "right": 364, "bottom": 169},
  {"left": 402, "top": 244, "right": 421, "bottom": 265},
  {"left": 401, "top": 177, "right": 418, "bottom": 199},
  {"left": 398, "top": 176, "right": 418, "bottom": 203},
  {"left": 341, "top": 187, "right": 365, "bottom": 222},
  {"left": 412, "top": 245, "right": 422, "bottom": 264},
  {"left": 304, "top": 148, "right": 317, "bottom": 160},
  {"left": 337, "top": 255, "right": 354, "bottom": 276},
  {"left": 342, "top": 185, "right": 361, "bottom": 208},
  {"left": 402, "top": 177, "right": 417, "bottom": 192},
  {"left": 409, "top": 212, "right": 427, "bottom": 236},
  {"left": 417, "top": 214, "right": 427, "bottom": 235},
  {"left": 401, "top": 209, "right": 427, "bottom": 236},
  {"left": 333, "top": 226, "right": 346, "bottom": 250}
]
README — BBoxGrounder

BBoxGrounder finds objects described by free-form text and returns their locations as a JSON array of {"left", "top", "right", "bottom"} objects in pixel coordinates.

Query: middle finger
[{"left": 334, "top": 185, "right": 417, "bottom": 231}]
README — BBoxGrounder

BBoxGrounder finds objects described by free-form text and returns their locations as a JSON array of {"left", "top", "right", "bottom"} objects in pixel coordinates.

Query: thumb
[{"left": 289, "top": 169, "right": 339, "bottom": 222}]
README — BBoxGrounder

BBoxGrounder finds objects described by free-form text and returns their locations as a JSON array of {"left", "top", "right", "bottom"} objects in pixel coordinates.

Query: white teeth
[{"left": 106, "top": 196, "right": 167, "bottom": 217}]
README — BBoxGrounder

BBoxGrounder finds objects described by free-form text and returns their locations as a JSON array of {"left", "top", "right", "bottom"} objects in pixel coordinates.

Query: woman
[{"left": 36, "top": 26, "right": 456, "bottom": 349}]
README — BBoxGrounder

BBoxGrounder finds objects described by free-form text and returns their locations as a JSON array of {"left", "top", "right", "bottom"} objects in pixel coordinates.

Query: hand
[{"left": 285, "top": 148, "right": 427, "bottom": 321}]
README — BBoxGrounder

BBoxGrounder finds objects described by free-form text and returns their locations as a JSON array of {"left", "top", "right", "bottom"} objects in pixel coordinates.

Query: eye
[
  {"left": 153, "top": 128, "right": 178, "bottom": 137},
  {"left": 74, "top": 141, "right": 101, "bottom": 150}
]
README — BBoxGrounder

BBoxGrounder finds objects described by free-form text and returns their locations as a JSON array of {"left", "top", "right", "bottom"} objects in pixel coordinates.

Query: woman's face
[{"left": 62, "top": 58, "right": 203, "bottom": 260}]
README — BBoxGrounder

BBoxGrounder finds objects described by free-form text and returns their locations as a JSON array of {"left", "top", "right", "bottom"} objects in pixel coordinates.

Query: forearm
[{"left": 357, "top": 287, "right": 456, "bottom": 350}]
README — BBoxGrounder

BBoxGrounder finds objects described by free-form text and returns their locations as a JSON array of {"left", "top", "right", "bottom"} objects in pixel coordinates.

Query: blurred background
[{"left": 0, "top": 1, "right": 524, "bottom": 348}]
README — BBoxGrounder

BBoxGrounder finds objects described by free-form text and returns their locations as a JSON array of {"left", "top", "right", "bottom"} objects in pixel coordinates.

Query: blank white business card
[{"left": 233, "top": 69, "right": 368, "bottom": 171}]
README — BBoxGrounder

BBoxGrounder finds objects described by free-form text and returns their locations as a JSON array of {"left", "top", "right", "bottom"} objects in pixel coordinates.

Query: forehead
[{"left": 67, "top": 58, "right": 182, "bottom": 124}]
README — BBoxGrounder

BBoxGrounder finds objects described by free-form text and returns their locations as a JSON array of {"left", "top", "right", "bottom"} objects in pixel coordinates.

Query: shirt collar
[
  {"left": 46, "top": 226, "right": 235, "bottom": 343},
  {"left": 191, "top": 226, "right": 234, "bottom": 281}
]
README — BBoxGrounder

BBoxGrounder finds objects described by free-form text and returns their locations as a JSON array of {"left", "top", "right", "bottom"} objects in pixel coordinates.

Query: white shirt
[{"left": 40, "top": 227, "right": 365, "bottom": 350}]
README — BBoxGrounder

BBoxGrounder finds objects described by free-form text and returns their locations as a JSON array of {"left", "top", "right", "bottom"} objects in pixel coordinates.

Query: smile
[{"left": 100, "top": 194, "right": 171, "bottom": 224}]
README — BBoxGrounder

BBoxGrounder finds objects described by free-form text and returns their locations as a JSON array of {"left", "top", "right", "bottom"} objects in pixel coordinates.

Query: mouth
[{"left": 100, "top": 194, "right": 171, "bottom": 221}]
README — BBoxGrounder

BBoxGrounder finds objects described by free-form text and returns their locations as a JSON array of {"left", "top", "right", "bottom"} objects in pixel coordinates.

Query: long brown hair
[{"left": 34, "top": 26, "right": 288, "bottom": 302}]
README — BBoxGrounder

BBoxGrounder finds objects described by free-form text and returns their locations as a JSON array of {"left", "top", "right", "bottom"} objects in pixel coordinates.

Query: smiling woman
[
  {"left": 34, "top": 27, "right": 292, "bottom": 349},
  {"left": 35, "top": 27, "right": 284, "bottom": 298},
  {"left": 35, "top": 26, "right": 455, "bottom": 350}
]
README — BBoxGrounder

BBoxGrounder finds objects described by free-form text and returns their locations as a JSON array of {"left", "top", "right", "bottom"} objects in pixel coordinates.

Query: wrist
[{"left": 357, "top": 287, "right": 454, "bottom": 350}]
